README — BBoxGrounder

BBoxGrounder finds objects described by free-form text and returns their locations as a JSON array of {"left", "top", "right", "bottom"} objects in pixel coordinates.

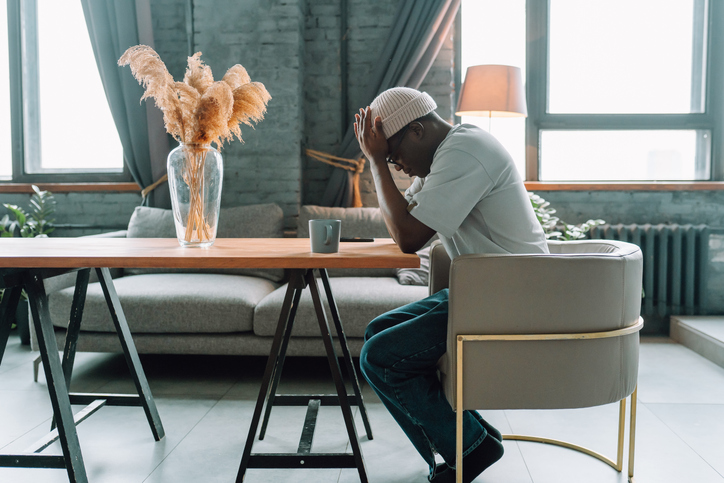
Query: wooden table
[{"left": 0, "top": 237, "right": 419, "bottom": 483}]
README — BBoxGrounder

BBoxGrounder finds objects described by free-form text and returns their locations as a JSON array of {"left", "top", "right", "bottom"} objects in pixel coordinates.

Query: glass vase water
[{"left": 166, "top": 143, "right": 223, "bottom": 247}]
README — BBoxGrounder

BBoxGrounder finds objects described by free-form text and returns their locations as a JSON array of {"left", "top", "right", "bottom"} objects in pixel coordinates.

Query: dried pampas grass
[
  {"left": 118, "top": 45, "right": 271, "bottom": 147},
  {"left": 119, "top": 46, "right": 271, "bottom": 244}
]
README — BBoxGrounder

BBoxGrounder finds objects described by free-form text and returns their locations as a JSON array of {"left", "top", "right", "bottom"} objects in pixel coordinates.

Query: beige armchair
[{"left": 430, "top": 240, "right": 643, "bottom": 483}]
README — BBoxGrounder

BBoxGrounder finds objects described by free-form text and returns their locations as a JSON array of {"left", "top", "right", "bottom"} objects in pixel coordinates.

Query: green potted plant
[
  {"left": 529, "top": 192, "right": 605, "bottom": 240},
  {"left": 0, "top": 185, "right": 56, "bottom": 344}
]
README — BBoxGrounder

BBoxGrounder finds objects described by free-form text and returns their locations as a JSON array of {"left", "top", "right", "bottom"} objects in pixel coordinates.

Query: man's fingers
[
  {"left": 359, "top": 108, "right": 368, "bottom": 135},
  {"left": 357, "top": 109, "right": 363, "bottom": 135},
  {"left": 374, "top": 116, "right": 383, "bottom": 136}
]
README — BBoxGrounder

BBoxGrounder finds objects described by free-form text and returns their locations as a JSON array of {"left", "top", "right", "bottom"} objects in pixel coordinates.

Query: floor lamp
[{"left": 455, "top": 64, "right": 528, "bottom": 132}]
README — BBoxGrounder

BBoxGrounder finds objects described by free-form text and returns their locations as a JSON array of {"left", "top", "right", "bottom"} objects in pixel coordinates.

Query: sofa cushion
[
  {"left": 396, "top": 246, "right": 431, "bottom": 286},
  {"left": 297, "top": 206, "right": 396, "bottom": 277},
  {"left": 48, "top": 273, "right": 279, "bottom": 334},
  {"left": 126, "top": 203, "right": 285, "bottom": 281},
  {"left": 253, "top": 277, "right": 429, "bottom": 337}
]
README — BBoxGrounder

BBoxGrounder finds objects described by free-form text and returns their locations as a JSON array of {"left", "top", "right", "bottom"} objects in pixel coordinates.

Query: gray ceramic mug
[{"left": 309, "top": 219, "right": 341, "bottom": 253}]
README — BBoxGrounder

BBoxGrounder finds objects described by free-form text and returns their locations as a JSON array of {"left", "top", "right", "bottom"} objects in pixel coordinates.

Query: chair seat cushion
[
  {"left": 253, "top": 277, "right": 429, "bottom": 337},
  {"left": 48, "top": 273, "right": 279, "bottom": 334}
]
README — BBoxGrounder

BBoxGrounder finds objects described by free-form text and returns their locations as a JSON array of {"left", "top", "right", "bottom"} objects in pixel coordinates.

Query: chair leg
[
  {"left": 616, "top": 396, "right": 626, "bottom": 471},
  {"left": 456, "top": 337, "right": 464, "bottom": 483},
  {"left": 628, "top": 386, "right": 637, "bottom": 483},
  {"left": 500, "top": 392, "right": 637, "bottom": 479},
  {"left": 34, "top": 355, "right": 42, "bottom": 382}
]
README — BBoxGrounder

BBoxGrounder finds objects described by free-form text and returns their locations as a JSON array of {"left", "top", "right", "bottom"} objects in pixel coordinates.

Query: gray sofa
[{"left": 36, "top": 204, "right": 428, "bottom": 357}]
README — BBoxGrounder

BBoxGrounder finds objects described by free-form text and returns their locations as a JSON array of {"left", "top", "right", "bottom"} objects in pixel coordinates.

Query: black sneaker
[
  {"left": 429, "top": 435, "right": 504, "bottom": 483},
  {"left": 470, "top": 411, "right": 502, "bottom": 442}
]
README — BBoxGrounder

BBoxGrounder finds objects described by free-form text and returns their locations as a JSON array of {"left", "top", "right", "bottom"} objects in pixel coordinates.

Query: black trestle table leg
[
  {"left": 259, "top": 285, "right": 303, "bottom": 440},
  {"left": 306, "top": 270, "right": 368, "bottom": 483},
  {"left": 0, "top": 285, "right": 22, "bottom": 366},
  {"left": 236, "top": 269, "right": 306, "bottom": 483},
  {"left": 319, "top": 268, "right": 373, "bottom": 440},
  {"left": 52, "top": 268, "right": 90, "bottom": 431},
  {"left": 24, "top": 271, "right": 88, "bottom": 483},
  {"left": 95, "top": 267, "right": 164, "bottom": 441}
]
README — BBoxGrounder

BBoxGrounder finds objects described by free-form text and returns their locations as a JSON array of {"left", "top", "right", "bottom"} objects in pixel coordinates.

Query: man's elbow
[
  {"left": 390, "top": 218, "right": 434, "bottom": 254},
  {"left": 396, "top": 237, "right": 425, "bottom": 254}
]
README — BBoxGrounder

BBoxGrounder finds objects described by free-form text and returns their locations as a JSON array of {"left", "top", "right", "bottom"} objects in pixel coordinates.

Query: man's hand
[
  {"left": 354, "top": 106, "right": 388, "bottom": 164},
  {"left": 352, "top": 107, "right": 435, "bottom": 254}
]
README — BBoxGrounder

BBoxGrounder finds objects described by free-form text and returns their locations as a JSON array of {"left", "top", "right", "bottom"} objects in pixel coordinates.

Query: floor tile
[
  {"left": 0, "top": 389, "right": 52, "bottom": 448},
  {"left": 646, "top": 403, "right": 724, "bottom": 477},
  {"left": 638, "top": 338, "right": 724, "bottom": 404},
  {"left": 0, "top": 336, "right": 38, "bottom": 375},
  {"left": 631, "top": 403, "right": 724, "bottom": 483},
  {"left": 0, "top": 398, "right": 215, "bottom": 483}
]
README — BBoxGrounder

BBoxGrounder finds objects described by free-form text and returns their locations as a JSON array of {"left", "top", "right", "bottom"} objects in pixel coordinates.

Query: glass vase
[{"left": 167, "top": 143, "right": 223, "bottom": 247}]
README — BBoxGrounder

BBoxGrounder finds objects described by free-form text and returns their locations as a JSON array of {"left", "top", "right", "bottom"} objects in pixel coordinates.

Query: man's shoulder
[
  {"left": 442, "top": 124, "right": 502, "bottom": 150},
  {"left": 435, "top": 124, "right": 516, "bottom": 174}
]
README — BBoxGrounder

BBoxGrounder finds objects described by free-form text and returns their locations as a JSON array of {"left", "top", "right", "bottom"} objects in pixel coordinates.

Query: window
[
  {"left": 2, "top": 0, "right": 126, "bottom": 183},
  {"left": 0, "top": 0, "right": 11, "bottom": 178},
  {"left": 459, "top": 0, "right": 526, "bottom": 178},
  {"left": 459, "top": 0, "right": 721, "bottom": 183}
]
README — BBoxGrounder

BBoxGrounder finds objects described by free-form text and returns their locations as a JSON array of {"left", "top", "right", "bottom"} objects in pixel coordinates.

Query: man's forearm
[{"left": 369, "top": 160, "right": 433, "bottom": 253}]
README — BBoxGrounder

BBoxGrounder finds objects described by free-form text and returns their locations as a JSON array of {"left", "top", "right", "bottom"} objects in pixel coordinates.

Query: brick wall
[
  {"left": 191, "top": 0, "right": 304, "bottom": 229},
  {"left": 150, "top": 0, "right": 187, "bottom": 79},
  {"left": 301, "top": 0, "right": 344, "bottom": 208}
]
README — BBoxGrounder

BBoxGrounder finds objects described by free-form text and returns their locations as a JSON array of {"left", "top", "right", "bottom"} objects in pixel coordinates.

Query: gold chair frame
[{"left": 455, "top": 317, "right": 643, "bottom": 483}]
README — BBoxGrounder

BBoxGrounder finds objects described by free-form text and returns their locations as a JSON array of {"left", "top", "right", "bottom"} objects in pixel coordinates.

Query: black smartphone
[{"left": 340, "top": 237, "right": 374, "bottom": 242}]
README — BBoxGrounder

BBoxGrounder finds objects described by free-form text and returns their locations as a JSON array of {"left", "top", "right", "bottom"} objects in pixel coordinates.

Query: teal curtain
[
  {"left": 322, "top": 0, "right": 461, "bottom": 207},
  {"left": 81, "top": 0, "right": 170, "bottom": 208}
]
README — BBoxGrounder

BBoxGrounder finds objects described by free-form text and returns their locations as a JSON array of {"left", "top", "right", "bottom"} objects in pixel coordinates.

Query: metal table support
[
  {"left": 0, "top": 268, "right": 165, "bottom": 483},
  {"left": 236, "top": 268, "right": 372, "bottom": 482}
]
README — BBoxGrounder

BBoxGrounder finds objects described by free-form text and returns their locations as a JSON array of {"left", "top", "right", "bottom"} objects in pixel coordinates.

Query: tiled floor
[{"left": 1, "top": 334, "right": 723, "bottom": 482}]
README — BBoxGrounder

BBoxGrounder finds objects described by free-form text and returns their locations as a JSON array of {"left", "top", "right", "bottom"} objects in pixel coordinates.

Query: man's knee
[
  {"left": 360, "top": 331, "right": 390, "bottom": 374},
  {"left": 359, "top": 341, "right": 380, "bottom": 384},
  {"left": 364, "top": 313, "right": 391, "bottom": 341}
]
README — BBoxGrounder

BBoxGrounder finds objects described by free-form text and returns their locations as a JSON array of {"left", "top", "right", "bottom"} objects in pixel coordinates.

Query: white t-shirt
[{"left": 405, "top": 124, "right": 549, "bottom": 259}]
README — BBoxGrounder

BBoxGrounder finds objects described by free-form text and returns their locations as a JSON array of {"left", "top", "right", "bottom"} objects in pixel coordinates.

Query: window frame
[
  {"left": 454, "top": 0, "right": 724, "bottom": 186},
  {"left": 524, "top": 0, "right": 723, "bottom": 183},
  {"left": 3, "top": 0, "right": 132, "bottom": 185}
]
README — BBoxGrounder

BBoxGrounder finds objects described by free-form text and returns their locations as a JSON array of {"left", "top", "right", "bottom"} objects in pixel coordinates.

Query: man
[{"left": 354, "top": 87, "right": 548, "bottom": 482}]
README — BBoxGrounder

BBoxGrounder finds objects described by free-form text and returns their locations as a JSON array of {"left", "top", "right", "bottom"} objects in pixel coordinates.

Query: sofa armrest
[{"left": 428, "top": 240, "right": 450, "bottom": 295}]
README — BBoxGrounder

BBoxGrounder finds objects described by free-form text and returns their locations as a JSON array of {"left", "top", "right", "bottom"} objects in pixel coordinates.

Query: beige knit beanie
[{"left": 370, "top": 87, "right": 437, "bottom": 139}]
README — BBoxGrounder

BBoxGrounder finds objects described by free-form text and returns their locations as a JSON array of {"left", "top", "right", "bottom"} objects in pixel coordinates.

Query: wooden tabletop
[{"left": 0, "top": 237, "right": 420, "bottom": 270}]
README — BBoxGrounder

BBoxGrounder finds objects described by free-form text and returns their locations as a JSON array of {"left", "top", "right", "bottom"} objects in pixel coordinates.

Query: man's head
[
  {"left": 369, "top": 87, "right": 450, "bottom": 178},
  {"left": 370, "top": 87, "right": 437, "bottom": 139}
]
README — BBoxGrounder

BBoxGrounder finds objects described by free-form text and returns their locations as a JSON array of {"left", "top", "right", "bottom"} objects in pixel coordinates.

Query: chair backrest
[{"left": 438, "top": 239, "right": 643, "bottom": 410}]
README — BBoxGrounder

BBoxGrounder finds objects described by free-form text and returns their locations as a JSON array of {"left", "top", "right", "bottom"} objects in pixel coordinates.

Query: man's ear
[{"left": 409, "top": 121, "right": 424, "bottom": 140}]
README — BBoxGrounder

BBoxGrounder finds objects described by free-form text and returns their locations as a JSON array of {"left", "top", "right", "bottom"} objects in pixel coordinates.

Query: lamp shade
[{"left": 455, "top": 65, "right": 527, "bottom": 118}]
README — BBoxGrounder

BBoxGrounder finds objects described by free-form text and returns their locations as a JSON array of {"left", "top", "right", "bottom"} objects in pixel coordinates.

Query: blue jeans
[{"left": 359, "top": 289, "right": 486, "bottom": 478}]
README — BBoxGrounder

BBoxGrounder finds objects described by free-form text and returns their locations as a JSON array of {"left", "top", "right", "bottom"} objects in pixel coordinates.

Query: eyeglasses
[{"left": 386, "top": 123, "right": 412, "bottom": 166}]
